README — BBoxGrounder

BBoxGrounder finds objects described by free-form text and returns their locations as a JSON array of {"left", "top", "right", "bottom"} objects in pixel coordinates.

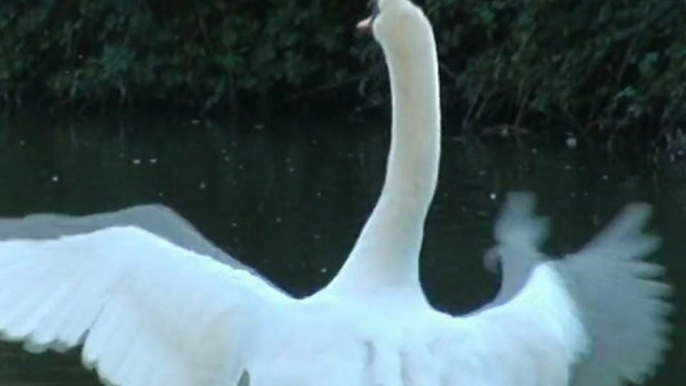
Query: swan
[{"left": 0, "top": 0, "right": 671, "bottom": 385}]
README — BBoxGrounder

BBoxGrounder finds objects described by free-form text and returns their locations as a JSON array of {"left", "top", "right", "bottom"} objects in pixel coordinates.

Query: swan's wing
[
  {"left": 554, "top": 204, "right": 672, "bottom": 386},
  {"left": 0, "top": 226, "right": 289, "bottom": 386},
  {"left": 480, "top": 192, "right": 550, "bottom": 308},
  {"left": 0, "top": 205, "right": 281, "bottom": 292},
  {"left": 438, "top": 264, "right": 587, "bottom": 385},
  {"left": 0, "top": 204, "right": 252, "bottom": 269},
  {"left": 435, "top": 193, "right": 670, "bottom": 385}
]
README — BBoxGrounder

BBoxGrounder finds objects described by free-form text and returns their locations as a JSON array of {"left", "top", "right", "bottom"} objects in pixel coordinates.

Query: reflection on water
[{"left": 0, "top": 115, "right": 683, "bottom": 385}]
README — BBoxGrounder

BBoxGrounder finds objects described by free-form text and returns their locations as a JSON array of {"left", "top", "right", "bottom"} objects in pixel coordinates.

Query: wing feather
[
  {"left": 0, "top": 226, "right": 287, "bottom": 386},
  {"left": 437, "top": 263, "right": 587, "bottom": 386},
  {"left": 555, "top": 204, "right": 672, "bottom": 386},
  {"left": 0, "top": 204, "right": 266, "bottom": 275},
  {"left": 440, "top": 193, "right": 670, "bottom": 386}
]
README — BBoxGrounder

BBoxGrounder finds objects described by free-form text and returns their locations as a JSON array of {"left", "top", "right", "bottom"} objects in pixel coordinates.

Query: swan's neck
[{"left": 324, "top": 27, "right": 440, "bottom": 302}]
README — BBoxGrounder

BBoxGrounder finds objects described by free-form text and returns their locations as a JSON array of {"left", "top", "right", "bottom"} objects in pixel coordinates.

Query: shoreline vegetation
[{"left": 0, "top": 0, "right": 684, "bottom": 145}]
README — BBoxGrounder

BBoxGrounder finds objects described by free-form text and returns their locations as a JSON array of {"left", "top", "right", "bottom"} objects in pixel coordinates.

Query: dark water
[{"left": 0, "top": 115, "right": 683, "bottom": 385}]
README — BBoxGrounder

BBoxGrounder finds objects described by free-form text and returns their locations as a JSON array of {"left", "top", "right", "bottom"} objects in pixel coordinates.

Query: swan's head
[{"left": 358, "top": 0, "right": 433, "bottom": 55}]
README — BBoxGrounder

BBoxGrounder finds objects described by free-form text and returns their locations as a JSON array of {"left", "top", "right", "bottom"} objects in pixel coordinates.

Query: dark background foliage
[{"left": 0, "top": 0, "right": 685, "bottom": 142}]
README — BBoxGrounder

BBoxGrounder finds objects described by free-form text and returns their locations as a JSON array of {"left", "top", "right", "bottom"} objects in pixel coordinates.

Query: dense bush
[
  {"left": 0, "top": 0, "right": 684, "bottom": 141},
  {"left": 428, "top": 0, "right": 686, "bottom": 144},
  {"left": 0, "top": 0, "right": 362, "bottom": 113}
]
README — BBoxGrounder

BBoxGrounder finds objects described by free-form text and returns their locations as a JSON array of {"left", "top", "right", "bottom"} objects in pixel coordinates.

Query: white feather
[{"left": 0, "top": 226, "right": 287, "bottom": 386}]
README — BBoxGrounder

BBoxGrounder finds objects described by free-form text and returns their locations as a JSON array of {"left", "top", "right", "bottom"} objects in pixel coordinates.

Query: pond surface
[{"left": 0, "top": 114, "right": 683, "bottom": 385}]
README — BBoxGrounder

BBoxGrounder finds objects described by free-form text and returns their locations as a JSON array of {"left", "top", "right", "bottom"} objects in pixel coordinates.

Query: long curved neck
[{"left": 324, "top": 24, "right": 441, "bottom": 301}]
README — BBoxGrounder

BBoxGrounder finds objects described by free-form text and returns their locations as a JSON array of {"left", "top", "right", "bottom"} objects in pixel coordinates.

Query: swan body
[{"left": 0, "top": 0, "right": 671, "bottom": 386}]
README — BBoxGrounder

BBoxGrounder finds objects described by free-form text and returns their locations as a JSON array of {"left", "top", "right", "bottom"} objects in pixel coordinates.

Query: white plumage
[
  {"left": 0, "top": 0, "right": 670, "bottom": 385},
  {"left": 0, "top": 226, "right": 285, "bottom": 386}
]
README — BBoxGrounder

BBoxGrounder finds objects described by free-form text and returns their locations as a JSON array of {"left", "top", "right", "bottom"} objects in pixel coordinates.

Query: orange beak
[{"left": 356, "top": 16, "right": 374, "bottom": 34}]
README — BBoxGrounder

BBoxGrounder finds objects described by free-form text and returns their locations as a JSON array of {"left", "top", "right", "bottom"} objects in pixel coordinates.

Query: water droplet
[
  {"left": 199, "top": 182, "right": 206, "bottom": 189},
  {"left": 51, "top": 175, "right": 59, "bottom": 182},
  {"left": 489, "top": 193, "right": 497, "bottom": 200},
  {"left": 132, "top": 159, "right": 141, "bottom": 165}
]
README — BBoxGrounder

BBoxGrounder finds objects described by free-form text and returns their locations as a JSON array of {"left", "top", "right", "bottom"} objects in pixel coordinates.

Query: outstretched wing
[
  {"left": 0, "top": 226, "right": 289, "bottom": 386},
  {"left": 435, "top": 193, "right": 670, "bottom": 386},
  {"left": 555, "top": 204, "right": 671, "bottom": 386},
  {"left": 0, "top": 204, "right": 263, "bottom": 274},
  {"left": 440, "top": 265, "right": 587, "bottom": 385},
  {"left": 481, "top": 192, "right": 550, "bottom": 309}
]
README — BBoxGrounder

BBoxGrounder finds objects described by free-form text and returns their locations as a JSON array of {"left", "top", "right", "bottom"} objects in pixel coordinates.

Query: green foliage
[
  {"left": 427, "top": 0, "right": 686, "bottom": 142},
  {"left": 0, "top": 0, "right": 361, "bottom": 112},
  {"left": 0, "top": 0, "right": 684, "bottom": 142}
]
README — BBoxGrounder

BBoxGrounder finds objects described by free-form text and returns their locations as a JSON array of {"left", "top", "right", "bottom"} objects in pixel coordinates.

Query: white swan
[{"left": 0, "top": 1, "right": 671, "bottom": 386}]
